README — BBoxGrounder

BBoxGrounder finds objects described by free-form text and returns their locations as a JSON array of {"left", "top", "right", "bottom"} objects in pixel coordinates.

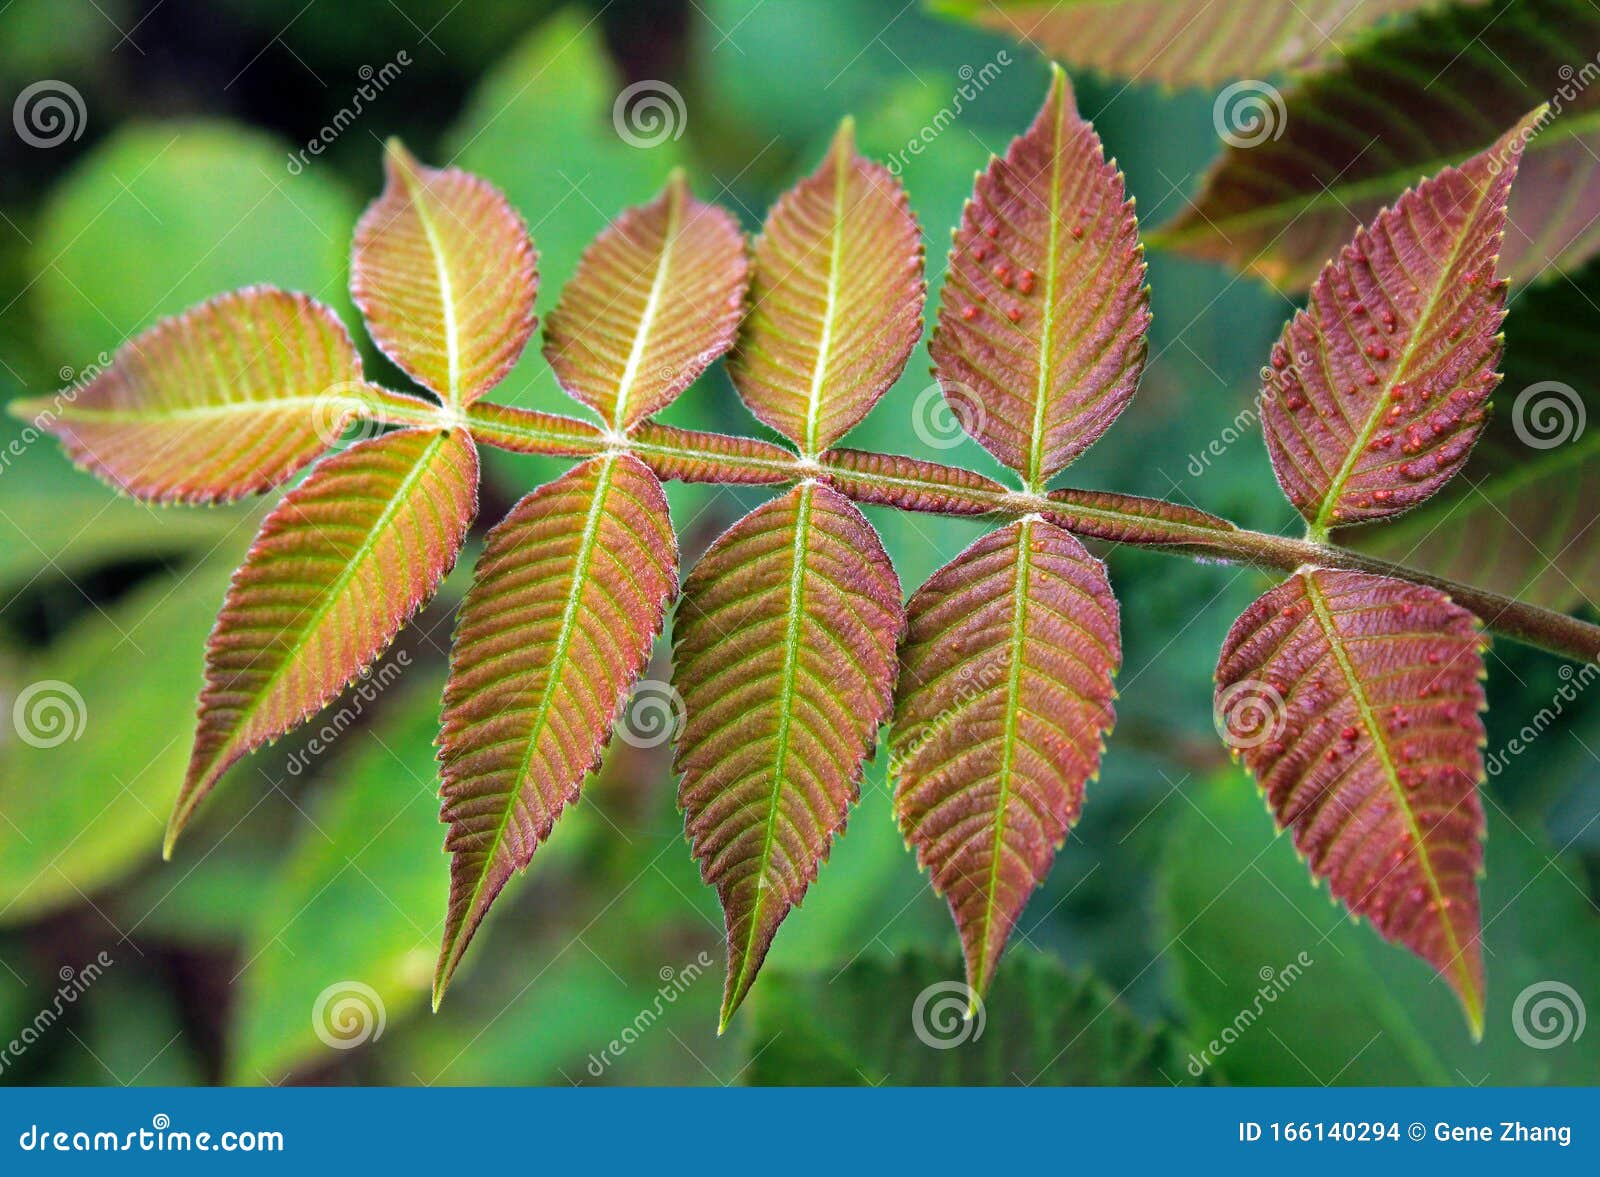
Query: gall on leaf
[
  {"left": 1215, "top": 568, "right": 1488, "bottom": 1036},
  {"left": 1261, "top": 111, "right": 1542, "bottom": 533},
  {"left": 673, "top": 482, "right": 904, "bottom": 1027},
  {"left": 728, "top": 119, "right": 924, "bottom": 456},
  {"left": 892, "top": 517, "right": 1120, "bottom": 1000},
  {"left": 168, "top": 427, "right": 479, "bottom": 854},
  {"left": 10, "top": 287, "right": 381, "bottom": 504},
  {"left": 543, "top": 170, "right": 749, "bottom": 431},
  {"left": 351, "top": 140, "right": 538, "bottom": 409},
  {"left": 930, "top": 0, "right": 1466, "bottom": 88},
  {"left": 434, "top": 454, "right": 677, "bottom": 1003},
  {"left": 931, "top": 65, "right": 1149, "bottom": 489}
]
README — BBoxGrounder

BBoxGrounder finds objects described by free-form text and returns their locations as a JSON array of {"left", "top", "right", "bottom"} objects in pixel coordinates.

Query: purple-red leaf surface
[
  {"left": 931, "top": 67, "right": 1148, "bottom": 487},
  {"left": 1216, "top": 568, "right": 1487, "bottom": 1034}
]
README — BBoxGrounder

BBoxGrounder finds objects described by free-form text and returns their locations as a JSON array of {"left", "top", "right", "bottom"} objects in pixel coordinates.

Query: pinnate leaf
[
  {"left": 892, "top": 517, "right": 1119, "bottom": 997},
  {"left": 928, "top": 0, "right": 1457, "bottom": 86},
  {"left": 931, "top": 67, "right": 1148, "bottom": 487},
  {"left": 14, "top": 288, "right": 372, "bottom": 504},
  {"left": 674, "top": 482, "right": 904, "bottom": 1025},
  {"left": 352, "top": 140, "right": 537, "bottom": 407},
  {"left": 435, "top": 454, "right": 677, "bottom": 1000},
  {"left": 1262, "top": 120, "right": 1530, "bottom": 532},
  {"left": 1215, "top": 568, "right": 1487, "bottom": 1034},
  {"left": 543, "top": 171, "right": 748, "bottom": 429},
  {"left": 170, "top": 427, "right": 478, "bottom": 852},
  {"left": 1156, "top": 0, "right": 1599, "bottom": 289},
  {"left": 729, "top": 121, "right": 923, "bottom": 454}
]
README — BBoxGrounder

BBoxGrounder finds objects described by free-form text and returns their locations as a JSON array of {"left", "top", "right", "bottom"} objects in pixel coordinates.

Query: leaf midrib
[
  {"left": 1025, "top": 78, "right": 1067, "bottom": 492},
  {"left": 802, "top": 139, "right": 850, "bottom": 457},
  {"left": 611, "top": 179, "right": 684, "bottom": 430},
  {"left": 398, "top": 162, "right": 464, "bottom": 407}
]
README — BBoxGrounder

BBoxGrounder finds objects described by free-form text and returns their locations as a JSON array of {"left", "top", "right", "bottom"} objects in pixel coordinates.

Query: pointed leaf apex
[{"left": 834, "top": 115, "right": 856, "bottom": 153}]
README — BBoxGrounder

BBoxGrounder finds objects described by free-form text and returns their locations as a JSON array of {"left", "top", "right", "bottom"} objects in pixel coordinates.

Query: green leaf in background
[
  {"left": 230, "top": 682, "right": 449, "bottom": 1084},
  {"left": 32, "top": 121, "right": 357, "bottom": 366},
  {"left": 746, "top": 950, "right": 1197, "bottom": 1084},
  {"left": 0, "top": 553, "right": 241, "bottom": 923},
  {"left": 1162, "top": 773, "right": 1600, "bottom": 1084}
]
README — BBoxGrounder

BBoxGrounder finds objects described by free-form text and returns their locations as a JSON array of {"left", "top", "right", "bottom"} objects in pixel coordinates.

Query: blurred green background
[{"left": 0, "top": 0, "right": 1595, "bottom": 1086}]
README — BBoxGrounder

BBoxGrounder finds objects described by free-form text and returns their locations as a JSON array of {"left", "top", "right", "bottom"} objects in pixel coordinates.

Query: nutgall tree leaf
[
  {"left": 673, "top": 482, "right": 904, "bottom": 1027},
  {"left": 543, "top": 171, "right": 748, "bottom": 430},
  {"left": 1215, "top": 568, "right": 1488, "bottom": 1035},
  {"left": 169, "top": 427, "right": 479, "bottom": 853},
  {"left": 434, "top": 454, "right": 677, "bottom": 1002},
  {"left": 351, "top": 140, "right": 538, "bottom": 408}
]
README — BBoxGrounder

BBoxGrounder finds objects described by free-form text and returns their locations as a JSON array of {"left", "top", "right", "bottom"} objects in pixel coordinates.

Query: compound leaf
[
  {"left": 352, "top": 140, "right": 537, "bottom": 408},
  {"left": 1262, "top": 120, "right": 1531, "bottom": 532},
  {"left": 169, "top": 427, "right": 478, "bottom": 852},
  {"left": 543, "top": 171, "right": 748, "bottom": 430},
  {"left": 892, "top": 517, "right": 1119, "bottom": 999},
  {"left": 1156, "top": 0, "right": 1600, "bottom": 289},
  {"left": 930, "top": 67, "right": 1148, "bottom": 487},
  {"left": 11, "top": 287, "right": 375, "bottom": 504},
  {"left": 928, "top": 0, "right": 1461, "bottom": 87},
  {"left": 434, "top": 454, "right": 677, "bottom": 1002},
  {"left": 728, "top": 120, "right": 923, "bottom": 455},
  {"left": 1215, "top": 568, "right": 1488, "bottom": 1034},
  {"left": 674, "top": 482, "right": 904, "bottom": 1026}
]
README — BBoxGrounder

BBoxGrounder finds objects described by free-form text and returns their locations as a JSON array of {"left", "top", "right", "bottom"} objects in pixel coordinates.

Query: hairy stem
[{"left": 373, "top": 396, "right": 1600, "bottom": 664}]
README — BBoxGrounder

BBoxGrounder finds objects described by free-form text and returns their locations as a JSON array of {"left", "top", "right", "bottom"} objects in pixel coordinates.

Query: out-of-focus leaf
[
  {"left": 231, "top": 683, "right": 449, "bottom": 1084},
  {"left": 33, "top": 121, "right": 356, "bottom": 365},
  {"left": 544, "top": 172, "right": 748, "bottom": 430},
  {"left": 928, "top": 0, "right": 1467, "bottom": 87},
  {"left": 893, "top": 518, "right": 1119, "bottom": 998},
  {"left": 0, "top": 556, "right": 239, "bottom": 922},
  {"left": 674, "top": 483, "right": 904, "bottom": 1026},
  {"left": 1157, "top": 0, "right": 1597, "bottom": 288},
  {"left": 171, "top": 428, "right": 478, "bottom": 851},
  {"left": 351, "top": 141, "right": 538, "bottom": 409},
  {"left": 1261, "top": 123, "right": 1527, "bottom": 532},
  {"left": 931, "top": 68, "right": 1147, "bottom": 486},
  {"left": 1216, "top": 568, "right": 1488, "bottom": 1034},
  {"left": 746, "top": 950, "right": 1196, "bottom": 1084},
  {"left": 11, "top": 289, "right": 378, "bottom": 504},
  {"left": 436, "top": 455, "right": 677, "bottom": 1003},
  {"left": 1163, "top": 773, "right": 1600, "bottom": 1084}
]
